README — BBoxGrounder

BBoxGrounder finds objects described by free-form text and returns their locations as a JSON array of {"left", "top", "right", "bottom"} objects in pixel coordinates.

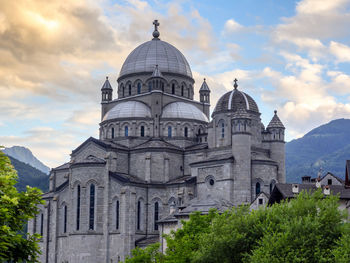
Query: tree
[
  {"left": 124, "top": 243, "right": 164, "bottom": 263},
  {"left": 0, "top": 148, "right": 44, "bottom": 262},
  {"left": 125, "top": 190, "right": 350, "bottom": 263},
  {"left": 165, "top": 210, "right": 219, "bottom": 263}
]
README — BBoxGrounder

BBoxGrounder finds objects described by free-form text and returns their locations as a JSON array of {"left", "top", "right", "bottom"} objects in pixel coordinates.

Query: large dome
[
  {"left": 119, "top": 39, "right": 192, "bottom": 79},
  {"left": 162, "top": 102, "right": 209, "bottom": 122},
  {"left": 103, "top": 101, "right": 151, "bottom": 121},
  {"left": 213, "top": 88, "right": 259, "bottom": 116}
]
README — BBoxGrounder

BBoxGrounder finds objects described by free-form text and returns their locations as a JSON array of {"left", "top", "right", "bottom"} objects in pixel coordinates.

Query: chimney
[
  {"left": 301, "top": 176, "right": 311, "bottom": 184},
  {"left": 316, "top": 178, "right": 321, "bottom": 188},
  {"left": 324, "top": 185, "right": 330, "bottom": 195},
  {"left": 292, "top": 184, "right": 299, "bottom": 194}
]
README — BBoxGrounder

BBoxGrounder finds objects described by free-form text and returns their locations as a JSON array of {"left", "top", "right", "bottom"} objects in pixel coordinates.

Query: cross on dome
[
  {"left": 152, "top": 20, "right": 160, "bottom": 39},
  {"left": 233, "top": 78, "right": 238, "bottom": 89}
]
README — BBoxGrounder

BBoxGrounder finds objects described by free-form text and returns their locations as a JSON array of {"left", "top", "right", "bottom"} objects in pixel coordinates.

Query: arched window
[
  {"left": 125, "top": 126, "right": 128, "bottom": 137},
  {"left": 40, "top": 213, "right": 44, "bottom": 236},
  {"left": 116, "top": 200, "right": 119, "bottom": 230},
  {"left": 137, "top": 83, "right": 141, "bottom": 94},
  {"left": 76, "top": 185, "right": 80, "bottom": 231},
  {"left": 172, "top": 83, "right": 175, "bottom": 94},
  {"left": 63, "top": 205, "right": 67, "bottom": 233},
  {"left": 221, "top": 122, "right": 225, "bottom": 138},
  {"left": 154, "top": 202, "right": 159, "bottom": 231},
  {"left": 181, "top": 85, "right": 184, "bottom": 96},
  {"left": 198, "top": 129, "right": 201, "bottom": 135},
  {"left": 140, "top": 126, "right": 145, "bottom": 137},
  {"left": 256, "top": 182, "right": 261, "bottom": 196},
  {"left": 137, "top": 200, "right": 141, "bottom": 230},
  {"left": 161, "top": 82, "right": 164, "bottom": 92},
  {"left": 148, "top": 82, "right": 152, "bottom": 92},
  {"left": 89, "top": 184, "right": 95, "bottom": 230},
  {"left": 184, "top": 127, "right": 188, "bottom": 138},
  {"left": 128, "top": 84, "right": 131, "bottom": 95},
  {"left": 168, "top": 126, "right": 172, "bottom": 138},
  {"left": 111, "top": 127, "right": 114, "bottom": 139},
  {"left": 122, "top": 86, "right": 125, "bottom": 97}
]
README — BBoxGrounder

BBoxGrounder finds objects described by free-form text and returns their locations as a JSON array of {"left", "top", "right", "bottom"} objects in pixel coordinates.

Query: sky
[{"left": 1, "top": 0, "right": 350, "bottom": 168}]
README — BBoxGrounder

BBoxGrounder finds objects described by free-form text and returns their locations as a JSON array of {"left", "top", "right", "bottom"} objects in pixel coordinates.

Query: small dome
[
  {"left": 103, "top": 101, "right": 151, "bottom": 121},
  {"left": 119, "top": 39, "right": 192, "bottom": 79},
  {"left": 162, "top": 102, "right": 209, "bottom": 122},
  {"left": 213, "top": 89, "right": 259, "bottom": 116}
]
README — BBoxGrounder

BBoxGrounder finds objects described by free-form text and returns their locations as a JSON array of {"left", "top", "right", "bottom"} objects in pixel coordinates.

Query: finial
[
  {"left": 233, "top": 78, "right": 238, "bottom": 89},
  {"left": 106, "top": 76, "right": 109, "bottom": 80},
  {"left": 274, "top": 110, "right": 277, "bottom": 115},
  {"left": 204, "top": 78, "right": 206, "bottom": 81},
  {"left": 152, "top": 19, "right": 160, "bottom": 39}
]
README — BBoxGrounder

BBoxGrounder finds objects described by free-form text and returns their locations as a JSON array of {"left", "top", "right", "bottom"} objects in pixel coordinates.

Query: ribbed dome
[
  {"left": 103, "top": 101, "right": 151, "bottom": 121},
  {"left": 119, "top": 39, "right": 192, "bottom": 79},
  {"left": 162, "top": 102, "right": 208, "bottom": 122},
  {"left": 213, "top": 89, "right": 259, "bottom": 116}
]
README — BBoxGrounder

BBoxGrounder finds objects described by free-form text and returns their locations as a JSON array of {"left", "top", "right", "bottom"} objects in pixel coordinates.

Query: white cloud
[
  {"left": 329, "top": 41, "right": 350, "bottom": 62},
  {"left": 223, "top": 19, "right": 243, "bottom": 34}
]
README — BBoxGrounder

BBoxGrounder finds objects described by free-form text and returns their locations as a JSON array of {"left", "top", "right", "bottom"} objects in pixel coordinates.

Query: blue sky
[{"left": 1, "top": 0, "right": 350, "bottom": 167}]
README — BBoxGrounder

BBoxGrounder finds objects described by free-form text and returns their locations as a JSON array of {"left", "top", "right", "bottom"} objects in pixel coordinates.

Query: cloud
[
  {"left": 329, "top": 41, "right": 350, "bottom": 62},
  {"left": 223, "top": 19, "right": 243, "bottom": 34},
  {"left": 0, "top": 127, "right": 82, "bottom": 168},
  {"left": 271, "top": 0, "right": 350, "bottom": 60}
]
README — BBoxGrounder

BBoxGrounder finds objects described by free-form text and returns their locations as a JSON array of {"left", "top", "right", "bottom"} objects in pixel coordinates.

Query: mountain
[
  {"left": 3, "top": 146, "right": 50, "bottom": 174},
  {"left": 286, "top": 118, "right": 350, "bottom": 183},
  {"left": 8, "top": 155, "right": 49, "bottom": 192}
]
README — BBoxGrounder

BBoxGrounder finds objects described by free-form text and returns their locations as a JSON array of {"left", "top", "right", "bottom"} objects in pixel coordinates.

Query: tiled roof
[
  {"left": 199, "top": 78, "right": 210, "bottom": 91},
  {"left": 267, "top": 111, "right": 285, "bottom": 129}
]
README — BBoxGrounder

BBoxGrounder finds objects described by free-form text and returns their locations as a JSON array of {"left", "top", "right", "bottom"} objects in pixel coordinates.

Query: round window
[{"left": 205, "top": 175, "right": 215, "bottom": 188}]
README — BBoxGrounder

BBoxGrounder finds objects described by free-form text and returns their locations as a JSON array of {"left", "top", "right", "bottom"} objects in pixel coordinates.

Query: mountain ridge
[
  {"left": 286, "top": 118, "right": 350, "bottom": 183},
  {"left": 3, "top": 146, "right": 50, "bottom": 174}
]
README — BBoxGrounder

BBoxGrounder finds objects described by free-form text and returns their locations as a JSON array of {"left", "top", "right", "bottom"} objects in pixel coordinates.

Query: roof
[
  {"left": 132, "top": 138, "right": 182, "bottom": 151},
  {"left": 161, "top": 102, "right": 209, "bottom": 122},
  {"left": 175, "top": 197, "right": 233, "bottom": 216},
  {"left": 119, "top": 39, "right": 192, "bottom": 79},
  {"left": 199, "top": 78, "right": 210, "bottom": 92},
  {"left": 213, "top": 88, "right": 259, "bottom": 116},
  {"left": 267, "top": 110, "right": 285, "bottom": 129},
  {"left": 270, "top": 183, "right": 350, "bottom": 204},
  {"left": 71, "top": 137, "right": 128, "bottom": 155},
  {"left": 190, "top": 153, "right": 234, "bottom": 166},
  {"left": 101, "top": 77, "right": 112, "bottom": 90},
  {"left": 102, "top": 101, "right": 151, "bottom": 121}
]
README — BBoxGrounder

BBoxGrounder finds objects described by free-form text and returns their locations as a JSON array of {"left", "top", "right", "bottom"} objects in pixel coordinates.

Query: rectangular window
[
  {"left": 76, "top": 185, "right": 80, "bottom": 231},
  {"left": 64, "top": 206, "right": 67, "bottom": 233},
  {"left": 40, "top": 213, "right": 44, "bottom": 236},
  {"left": 116, "top": 200, "right": 119, "bottom": 230},
  {"left": 89, "top": 184, "right": 95, "bottom": 230},
  {"left": 258, "top": 198, "right": 263, "bottom": 205},
  {"left": 328, "top": 179, "right": 332, "bottom": 185}
]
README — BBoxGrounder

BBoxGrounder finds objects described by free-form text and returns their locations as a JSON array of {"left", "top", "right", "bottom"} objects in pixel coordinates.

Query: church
[{"left": 28, "top": 20, "right": 285, "bottom": 263}]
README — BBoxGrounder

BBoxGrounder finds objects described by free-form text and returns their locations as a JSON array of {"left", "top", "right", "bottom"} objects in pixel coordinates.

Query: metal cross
[
  {"left": 233, "top": 78, "right": 238, "bottom": 89},
  {"left": 153, "top": 20, "right": 160, "bottom": 31}
]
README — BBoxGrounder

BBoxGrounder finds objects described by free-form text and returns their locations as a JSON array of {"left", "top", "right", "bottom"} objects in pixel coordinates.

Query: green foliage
[
  {"left": 165, "top": 210, "right": 219, "bottom": 263},
  {"left": 0, "top": 149, "right": 44, "bottom": 262},
  {"left": 8, "top": 156, "right": 49, "bottom": 192},
  {"left": 125, "top": 190, "right": 350, "bottom": 263},
  {"left": 124, "top": 243, "right": 164, "bottom": 263}
]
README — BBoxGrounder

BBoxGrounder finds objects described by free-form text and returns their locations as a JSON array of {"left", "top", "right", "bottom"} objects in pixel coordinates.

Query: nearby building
[
  {"left": 28, "top": 21, "right": 285, "bottom": 263},
  {"left": 269, "top": 161, "right": 350, "bottom": 213}
]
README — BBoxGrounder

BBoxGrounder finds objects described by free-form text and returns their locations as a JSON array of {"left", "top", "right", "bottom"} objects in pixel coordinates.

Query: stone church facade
[{"left": 28, "top": 21, "right": 285, "bottom": 263}]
